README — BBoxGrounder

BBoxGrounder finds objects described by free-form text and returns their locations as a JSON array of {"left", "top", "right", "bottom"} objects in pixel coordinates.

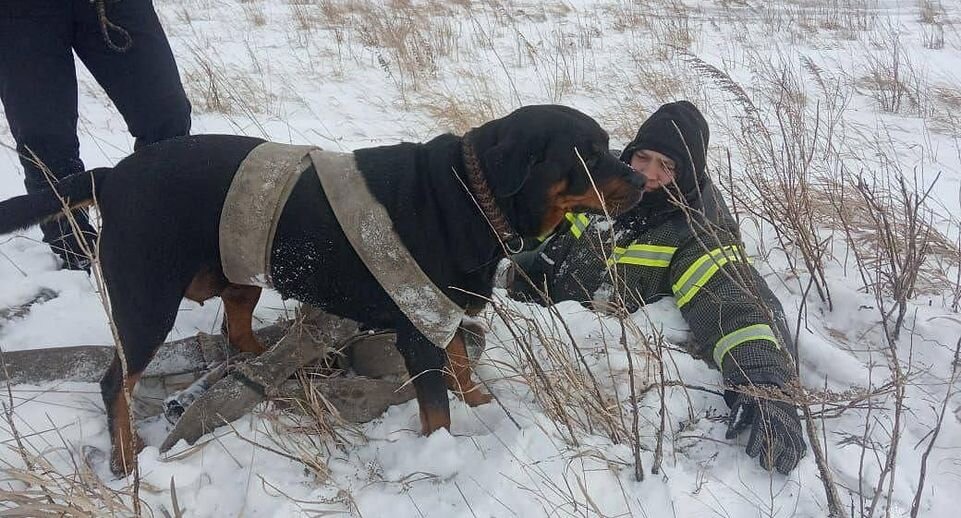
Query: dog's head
[{"left": 469, "top": 105, "right": 644, "bottom": 238}]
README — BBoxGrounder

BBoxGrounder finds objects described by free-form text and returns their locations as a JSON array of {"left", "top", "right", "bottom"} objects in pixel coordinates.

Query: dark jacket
[{"left": 510, "top": 168, "right": 796, "bottom": 391}]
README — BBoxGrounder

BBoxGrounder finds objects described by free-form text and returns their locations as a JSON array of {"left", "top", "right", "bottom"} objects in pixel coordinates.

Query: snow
[{"left": 2, "top": 0, "right": 961, "bottom": 516}]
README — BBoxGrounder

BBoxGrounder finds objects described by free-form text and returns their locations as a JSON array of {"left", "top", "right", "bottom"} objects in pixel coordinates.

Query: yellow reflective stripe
[
  {"left": 607, "top": 243, "right": 677, "bottom": 267},
  {"left": 672, "top": 245, "right": 743, "bottom": 308},
  {"left": 607, "top": 246, "right": 627, "bottom": 267},
  {"left": 565, "top": 212, "right": 590, "bottom": 239},
  {"left": 713, "top": 324, "right": 779, "bottom": 367}
]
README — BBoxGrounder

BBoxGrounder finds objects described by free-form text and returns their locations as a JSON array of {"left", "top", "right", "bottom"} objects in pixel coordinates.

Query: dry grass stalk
[
  {"left": 325, "top": 0, "right": 459, "bottom": 98},
  {"left": 922, "top": 21, "right": 945, "bottom": 49},
  {"left": 618, "top": 314, "right": 643, "bottom": 482},
  {"left": 822, "top": 166, "right": 958, "bottom": 299},
  {"left": 0, "top": 447, "right": 139, "bottom": 516},
  {"left": 2, "top": 154, "right": 147, "bottom": 513},
  {"left": 488, "top": 296, "right": 621, "bottom": 446},
  {"left": 288, "top": 0, "right": 320, "bottom": 33},
  {"left": 650, "top": 330, "right": 668, "bottom": 476},
  {"left": 418, "top": 73, "right": 510, "bottom": 135},
  {"left": 693, "top": 53, "right": 836, "bottom": 310},
  {"left": 181, "top": 42, "right": 276, "bottom": 126},
  {"left": 241, "top": 0, "right": 266, "bottom": 27},
  {"left": 231, "top": 372, "right": 362, "bottom": 489},
  {"left": 863, "top": 310, "right": 916, "bottom": 518},
  {"left": 917, "top": 0, "right": 946, "bottom": 25},
  {"left": 853, "top": 173, "right": 937, "bottom": 340},
  {"left": 859, "top": 25, "right": 929, "bottom": 116},
  {"left": 743, "top": 0, "right": 877, "bottom": 42},
  {"left": 927, "top": 83, "right": 961, "bottom": 137},
  {"left": 909, "top": 338, "right": 961, "bottom": 518}
]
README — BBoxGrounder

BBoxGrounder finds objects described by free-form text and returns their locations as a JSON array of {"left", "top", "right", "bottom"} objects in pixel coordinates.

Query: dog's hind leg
[
  {"left": 395, "top": 322, "right": 450, "bottom": 434},
  {"left": 99, "top": 280, "right": 184, "bottom": 476},
  {"left": 184, "top": 268, "right": 264, "bottom": 355},
  {"left": 99, "top": 355, "right": 144, "bottom": 476}
]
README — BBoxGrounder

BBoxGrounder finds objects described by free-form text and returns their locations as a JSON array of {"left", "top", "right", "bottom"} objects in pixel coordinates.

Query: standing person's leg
[
  {"left": 72, "top": 0, "right": 191, "bottom": 151},
  {"left": 0, "top": 2, "right": 97, "bottom": 271}
]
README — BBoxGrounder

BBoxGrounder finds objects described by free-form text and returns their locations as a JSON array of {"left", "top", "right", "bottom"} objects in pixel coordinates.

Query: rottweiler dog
[{"left": 0, "top": 105, "right": 644, "bottom": 475}]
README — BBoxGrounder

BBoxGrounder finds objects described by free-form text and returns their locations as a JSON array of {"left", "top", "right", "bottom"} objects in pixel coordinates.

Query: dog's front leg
[
  {"left": 444, "top": 328, "right": 492, "bottom": 407},
  {"left": 395, "top": 323, "right": 450, "bottom": 434}
]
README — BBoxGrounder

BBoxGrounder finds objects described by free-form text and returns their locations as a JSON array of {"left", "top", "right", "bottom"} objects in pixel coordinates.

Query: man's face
[{"left": 630, "top": 149, "right": 676, "bottom": 192}]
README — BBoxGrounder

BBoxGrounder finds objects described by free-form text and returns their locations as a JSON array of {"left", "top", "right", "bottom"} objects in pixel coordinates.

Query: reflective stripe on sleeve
[
  {"left": 566, "top": 212, "right": 591, "bottom": 239},
  {"left": 672, "top": 245, "right": 743, "bottom": 308},
  {"left": 713, "top": 323, "right": 779, "bottom": 368},
  {"left": 607, "top": 243, "right": 677, "bottom": 267}
]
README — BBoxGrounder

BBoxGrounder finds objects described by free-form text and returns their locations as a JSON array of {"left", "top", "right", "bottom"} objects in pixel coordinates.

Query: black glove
[
  {"left": 725, "top": 389, "right": 807, "bottom": 474},
  {"left": 505, "top": 250, "right": 553, "bottom": 303}
]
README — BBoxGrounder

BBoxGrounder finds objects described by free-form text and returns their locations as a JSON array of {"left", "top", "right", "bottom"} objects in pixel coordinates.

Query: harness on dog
[{"left": 220, "top": 142, "right": 463, "bottom": 349}]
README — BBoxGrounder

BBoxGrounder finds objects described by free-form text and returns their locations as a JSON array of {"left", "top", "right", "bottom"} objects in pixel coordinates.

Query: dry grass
[
  {"left": 484, "top": 293, "right": 654, "bottom": 449},
  {"left": 928, "top": 83, "right": 961, "bottom": 136},
  {"left": 917, "top": 0, "right": 946, "bottom": 25},
  {"left": 698, "top": 48, "right": 957, "bottom": 304},
  {"left": 182, "top": 43, "right": 277, "bottom": 120},
  {"left": 0, "top": 441, "right": 140, "bottom": 517},
  {"left": 419, "top": 75, "right": 510, "bottom": 135},
  {"left": 746, "top": 0, "right": 879, "bottom": 42},
  {"left": 345, "top": 0, "right": 459, "bottom": 97},
  {"left": 241, "top": 1, "right": 267, "bottom": 27},
  {"left": 922, "top": 21, "right": 946, "bottom": 49},
  {"left": 4, "top": 0, "right": 961, "bottom": 515},
  {"left": 691, "top": 51, "right": 839, "bottom": 308},
  {"left": 821, "top": 171, "right": 959, "bottom": 296},
  {"left": 859, "top": 25, "right": 930, "bottom": 116}
]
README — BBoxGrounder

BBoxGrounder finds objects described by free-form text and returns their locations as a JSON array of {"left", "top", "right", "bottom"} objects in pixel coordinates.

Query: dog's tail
[{"left": 0, "top": 167, "right": 112, "bottom": 235}]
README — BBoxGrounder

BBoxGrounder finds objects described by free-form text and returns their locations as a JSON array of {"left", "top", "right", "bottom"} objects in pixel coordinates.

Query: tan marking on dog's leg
[
  {"left": 110, "top": 373, "right": 144, "bottom": 476},
  {"left": 221, "top": 284, "right": 265, "bottom": 354},
  {"left": 184, "top": 267, "right": 229, "bottom": 304},
  {"left": 419, "top": 398, "right": 452, "bottom": 434},
  {"left": 444, "top": 330, "right": 492, "bottom": 407}
]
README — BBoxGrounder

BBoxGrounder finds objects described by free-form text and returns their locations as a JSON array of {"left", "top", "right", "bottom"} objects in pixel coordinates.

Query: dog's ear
[{"left": 481, "top": 136, "right": 544, "bottom": 198}]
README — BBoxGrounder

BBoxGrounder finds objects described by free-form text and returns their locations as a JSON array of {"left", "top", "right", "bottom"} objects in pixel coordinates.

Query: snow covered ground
[{"left": 2, "top": 0, "right": 960, "bottom": 516}]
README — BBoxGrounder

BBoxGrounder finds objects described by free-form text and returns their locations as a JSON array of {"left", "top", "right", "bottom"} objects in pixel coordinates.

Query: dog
[{"left": 0, "top": 104, "right": 645, "bottom": 475}]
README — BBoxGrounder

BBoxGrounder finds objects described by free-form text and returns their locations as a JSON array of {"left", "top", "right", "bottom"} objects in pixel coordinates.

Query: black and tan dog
[{"left": 0, "top": 105, "right": 644, "bottom": 475}]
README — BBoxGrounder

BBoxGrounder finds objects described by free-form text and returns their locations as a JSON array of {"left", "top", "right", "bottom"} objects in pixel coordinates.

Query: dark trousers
[{"left": 0, "top": 0, "right": 191, "bottom": 268}]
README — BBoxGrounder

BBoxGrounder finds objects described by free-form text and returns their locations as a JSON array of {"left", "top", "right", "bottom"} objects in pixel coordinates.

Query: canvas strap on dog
[
  {"left": 221, "top": 142, "right": 317, "bottom": 288},
  {"left": 220, "top": 142, "right": 462, "bottom": 348},
  {"left": 310, "top": 149, "right": 463, "bottom": 349}
]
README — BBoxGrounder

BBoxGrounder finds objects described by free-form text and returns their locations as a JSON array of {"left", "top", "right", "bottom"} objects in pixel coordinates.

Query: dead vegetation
[{"left": 3, "top": 0, "right": 961, "bottom": 515}]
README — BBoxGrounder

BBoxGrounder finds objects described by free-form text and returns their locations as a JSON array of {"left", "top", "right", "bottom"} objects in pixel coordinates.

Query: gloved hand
[
  {"left": 725, "top": 389, "right": 807, "bottom": 474},
  {"left": 504, "top": 249, "right": 554, "bottom": 303}
]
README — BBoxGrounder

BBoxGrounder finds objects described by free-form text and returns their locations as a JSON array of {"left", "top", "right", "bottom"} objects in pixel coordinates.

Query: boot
[{"left": 40, "top": 209, "right": 97, "bottom": 272}]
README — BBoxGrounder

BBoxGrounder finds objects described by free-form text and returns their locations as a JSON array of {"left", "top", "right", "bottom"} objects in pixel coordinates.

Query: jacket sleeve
[
  {"left": 668, "top": 225, "right": 796, "bottom": 390},
  {"left": 508, "top": 213, "right": 620, "bottom": 307}
]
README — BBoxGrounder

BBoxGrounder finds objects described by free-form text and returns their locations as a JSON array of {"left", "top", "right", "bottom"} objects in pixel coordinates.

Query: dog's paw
[
  {"left": 109, "top": 435, "right": 144, "bottom": 478},
  {"left": 460, "top": 388, "right": 493, "bottom": 407},
  {"left": 82, "top": 444, "right": 108, "bottom": 471}
]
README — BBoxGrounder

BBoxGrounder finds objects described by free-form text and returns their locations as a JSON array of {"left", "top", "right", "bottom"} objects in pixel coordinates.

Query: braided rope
[
  {"left": 95, "top": 0, "right": 133, "bottom": 53},
  {"left": 461, "top": 134, "right": 515, "bottom": 240}
]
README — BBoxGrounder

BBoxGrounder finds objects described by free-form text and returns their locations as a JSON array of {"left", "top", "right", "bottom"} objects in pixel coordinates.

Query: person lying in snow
[{"left": 506, "top": 101, "right": 807, "bottom": 474}]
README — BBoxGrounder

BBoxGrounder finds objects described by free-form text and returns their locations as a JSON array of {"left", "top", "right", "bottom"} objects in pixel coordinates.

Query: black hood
[{"left": 619, "top": 100, "right": 710, "bottom": 202}]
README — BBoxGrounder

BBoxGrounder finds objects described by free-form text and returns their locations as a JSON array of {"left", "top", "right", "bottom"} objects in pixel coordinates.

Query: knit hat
[{"left": 619, "top": 101, "right": 710, "bottom": 200}]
